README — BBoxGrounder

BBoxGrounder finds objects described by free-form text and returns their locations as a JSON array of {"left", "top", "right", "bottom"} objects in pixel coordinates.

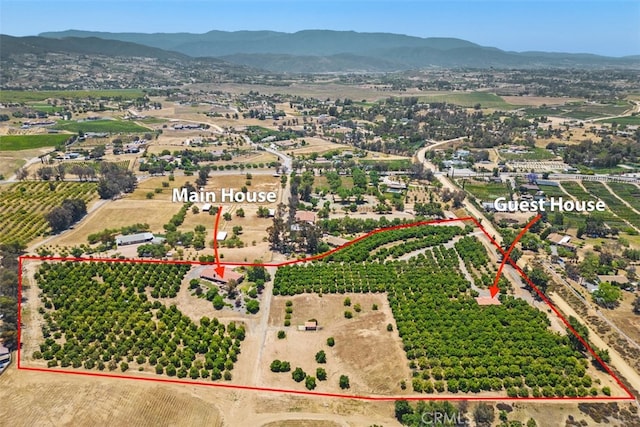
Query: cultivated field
[
  {"left": 0, "top": 134, "right": 70, "bottom": 151},
  {"left": 0, "top": 181, "right": 97, "bottom": 246}
]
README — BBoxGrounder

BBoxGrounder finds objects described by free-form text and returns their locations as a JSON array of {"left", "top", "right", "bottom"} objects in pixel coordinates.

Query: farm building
[
  {"left": 200, "top": 266, "right": 244, "bottom": 285},
  {"left": 304, "top": 320, "right": 318, "bottom": 330},
  {"left": 297, "top": 320, "right": 319, "bottom": 331},
  {"left": 115, "top": 232, "right": 155, "bottom": 246}
]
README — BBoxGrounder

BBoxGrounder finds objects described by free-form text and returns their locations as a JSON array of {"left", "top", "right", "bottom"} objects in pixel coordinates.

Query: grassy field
[
  {"left": 538, "top": 183, "right": 566, "bottom": 198},
  {"left": 524, "top": 102, "right": 631, "bottom": 120},
  {"left": 0, "top": 134, "right": 71, "bottom": 151},
  {"left": 463, "top": 180, "right": 512, "bottom": 200},
  {"left": 0, "top": 89, "right": 145, "bottom": 103},
  {"left": 358, "top": 158, "right": 412, "bottom": 170},
  {"left": 53, "top": 120, "right": 150, "bottom": 133},
  {"left": 418, "top": 92, "right": 517, "bottom": 109},
  {"left": 595, "top": 116, "right": 640, "bottom": 126},
  {"left": 499, "top": 147, "right": 555, "bottom": 161}
]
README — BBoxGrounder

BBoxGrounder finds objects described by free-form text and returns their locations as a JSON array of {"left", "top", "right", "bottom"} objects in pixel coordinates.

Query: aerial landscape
[{"left": 0, "top": 1, "right": 640, "bottom": 426}]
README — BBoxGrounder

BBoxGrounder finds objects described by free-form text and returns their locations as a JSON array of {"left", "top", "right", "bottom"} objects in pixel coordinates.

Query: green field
[
  {"left": 0, "top": 89, "right": 145, "bottom": 103},
  {"left": 595, "top": 116, "right": 640, "bottom": 126},
  {"left": 463, "top": 180, "right": 512, "bottom": 200},
  {"left": 524, "top": 102, "right": 630, "bottom": 120},
  {"left": 358, "top": 158, "right": 412, "bottom": 170},
  {"left": 0, "top": 134, "right": 71, "bottom": 151},
  {"left": 607, "top": 182, "right": 640, "bottom": 212},
  {"left": 561, "top": 181, "right": 635, "bottom": 232},
  {"left": 499, "top": 147, "right": 555, "bottom": 161},
  {"left": 559, "top": 182, "right": 592, "bottom": 200},
  {"left": 53, "top": 120, "right": 150, "bottom": 133},
  {"left": 538, "top": 184, "right": 566, "bottom": 198},
  {"left": 582, "top": 181, "right": 640, "bottom": 230},
  {"left": 28, "top": 103, "right": 66, "bottom": 113},
  {"left": 418, "top": 92, "right": 517, "bottom": 109}
]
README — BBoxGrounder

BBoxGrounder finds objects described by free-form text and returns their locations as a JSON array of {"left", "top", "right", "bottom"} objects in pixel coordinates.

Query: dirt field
[
  {"left": 48, "top": 198, "right": 182, "bottom": 247},
  {"left": 285, "top": 137, "right": 352, "bottom": 156},
  {"left": 264, "top": 293, "right": 411, "bottom": 395},
  {"left": 605, "top": 291, "right": 640, "bottom": 345}
]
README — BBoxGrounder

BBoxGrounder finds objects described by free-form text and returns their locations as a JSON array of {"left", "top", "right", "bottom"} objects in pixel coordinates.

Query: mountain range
[{"left": 7, "top": 29, "right": 640, "bottom": 72}]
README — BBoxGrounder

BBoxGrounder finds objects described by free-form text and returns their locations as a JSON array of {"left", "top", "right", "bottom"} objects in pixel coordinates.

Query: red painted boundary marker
[{"left": 16, "top": 216, "right": 635, "bottom": 401}]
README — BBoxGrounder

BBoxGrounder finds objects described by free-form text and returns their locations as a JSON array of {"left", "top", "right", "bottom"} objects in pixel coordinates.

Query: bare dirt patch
[
  {"left": 0, "top": 367, "right": 223, "bottom": 427},
  {"left": 263, "top": 293, "right": 410, "bottom": 395},
  {"left": 50, "top": 199, "right": 182, "bottom": 247}
]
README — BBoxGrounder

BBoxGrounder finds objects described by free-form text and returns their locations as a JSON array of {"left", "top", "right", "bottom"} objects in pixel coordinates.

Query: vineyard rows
[{"left": 0, "top": 182, "right": 96, "bottom": 245}]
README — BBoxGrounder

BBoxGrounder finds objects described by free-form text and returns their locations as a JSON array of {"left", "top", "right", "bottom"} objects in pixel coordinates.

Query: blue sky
[{"left": 2, "top": 1, "right": 639, "bottom": 56}]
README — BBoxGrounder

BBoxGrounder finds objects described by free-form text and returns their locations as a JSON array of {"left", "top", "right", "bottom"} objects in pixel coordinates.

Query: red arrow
[
  {"left": 489, "top": 213, "right": 542, "bottom": 298},
  {"left": 213, "top": 206, "right": 225, "bottom": 278}
]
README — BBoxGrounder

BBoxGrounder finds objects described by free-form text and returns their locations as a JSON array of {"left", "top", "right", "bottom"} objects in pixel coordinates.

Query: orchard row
[{"left": 34, "top": 261, "right": 244, "bottom": 381}]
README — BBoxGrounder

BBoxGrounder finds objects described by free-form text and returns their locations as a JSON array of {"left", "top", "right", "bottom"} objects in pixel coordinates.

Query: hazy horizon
[{"left": 1, "top": 1, "right": 639, "bottom": 57}]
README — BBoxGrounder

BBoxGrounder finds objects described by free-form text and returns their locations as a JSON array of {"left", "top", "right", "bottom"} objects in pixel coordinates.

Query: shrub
[
  {"left": 277, "top": 330, "right": 286, "bottom": 339},
  {"left": 292, "top": 367, "right": 306, "bottom": 382},
  {"left": 315, "top": 350, "right": 326, "bottom": 364},
  {"left": 305, "top": 376, "right": 316, "bottom": 390},
  {"left": 339, "top": 375, "right": 350, "bottom": 389},
  {"left": 327, "top": 337, "right": 335, "bottom": 347},
  {"left": 316, "top": 367, "right": 327, "bottom": 381}
]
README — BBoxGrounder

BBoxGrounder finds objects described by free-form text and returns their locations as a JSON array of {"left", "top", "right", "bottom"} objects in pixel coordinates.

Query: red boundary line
[{"left": 16, "top": 216, "right": 635, "bottom": 401}]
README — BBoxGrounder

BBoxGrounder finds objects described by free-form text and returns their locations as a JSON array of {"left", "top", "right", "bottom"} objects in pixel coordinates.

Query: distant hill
[
  {"left": 30, "top": 29, "right": 640, "bottom": 72},
  {"left": 0, "top": 34, "right": 189, "bottom": 61},
  {"left": 0, "top": 35, "right": 253, "bottom": 90}
]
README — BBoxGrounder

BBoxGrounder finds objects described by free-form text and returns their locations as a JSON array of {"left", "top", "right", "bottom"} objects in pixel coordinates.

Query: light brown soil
[{"left": 263, "top": 293, "right": 411, "bottom": 395}]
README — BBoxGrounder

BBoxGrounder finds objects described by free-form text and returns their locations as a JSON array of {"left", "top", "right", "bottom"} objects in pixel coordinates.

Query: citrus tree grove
[
  {"left": 273, "top": 225, "right": 606, "bottom": 397},
  {"left": 32, "top": 261, "right": 244, "bottom": 381}
]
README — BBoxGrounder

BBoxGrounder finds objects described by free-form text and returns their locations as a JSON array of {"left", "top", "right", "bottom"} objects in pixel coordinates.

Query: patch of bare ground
[
  {"left": 261, "top": 421, "right": 341, "bottom": 427},
  {"left": 0, "top": 366, "right": 223, "bottom": 427},
  {"left": 263, "top": 293, "right": 410, "bottom": 395},
  {"left": 49, "top": 199, "right": 182, "bottom": 247}
]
